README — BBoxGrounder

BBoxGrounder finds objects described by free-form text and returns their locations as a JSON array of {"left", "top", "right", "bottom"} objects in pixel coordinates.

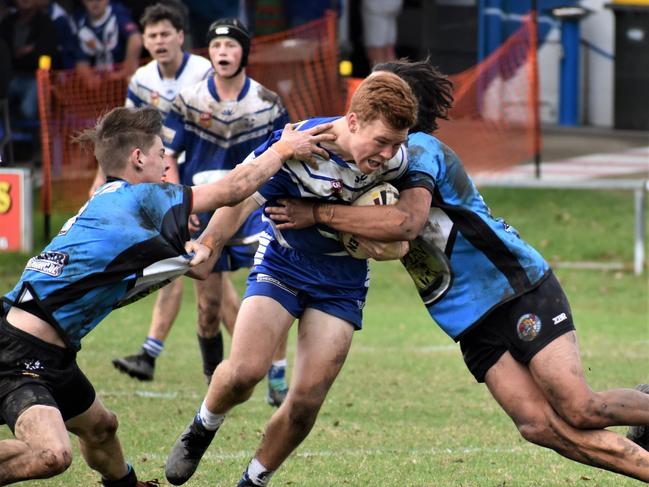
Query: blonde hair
[{"left": 348, "top": 71, "right": 417, "bottom": 131}]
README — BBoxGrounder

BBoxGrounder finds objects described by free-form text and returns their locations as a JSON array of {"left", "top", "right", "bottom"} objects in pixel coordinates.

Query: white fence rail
[{"left": 473, "top": 178, "right": 648, "bottom": 275}]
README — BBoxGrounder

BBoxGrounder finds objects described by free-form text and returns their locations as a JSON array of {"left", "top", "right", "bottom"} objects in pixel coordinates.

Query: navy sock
[{"left": 101, "top": 464, "right": 137, "bottom": 487}]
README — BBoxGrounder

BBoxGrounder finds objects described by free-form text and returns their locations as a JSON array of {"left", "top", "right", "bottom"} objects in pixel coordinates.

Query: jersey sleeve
[
  {"left": 393, "top": 132, "right": 443, "bottom": 194},
  {"left": 162, "top": 95, "right": 188, "bottom": 156},
  {"left": 135, "top": 183, "right": 193, "bottom": 253},
  {"left": 125, "top": 75, "right": 141, "bottom": 107},
  {"left": 271, "top": 99, "right": 290, "bottom": 130}
]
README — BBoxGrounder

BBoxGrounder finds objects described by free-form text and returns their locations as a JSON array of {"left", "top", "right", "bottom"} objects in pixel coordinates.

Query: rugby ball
[{"left": 340, "top": 182, "right": 400, "bottom": 259}]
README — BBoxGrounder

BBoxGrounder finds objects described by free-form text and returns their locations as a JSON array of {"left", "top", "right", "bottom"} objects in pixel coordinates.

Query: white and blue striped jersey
[
  {"left": 249, "top": 117, "right": 408, "bottom": 293},
  {"left": 125, "top": 52, "right": 212, "bottom": 119},
  {"left": 394, "top": 132, "right": 550, "bottom": 340},
  {"left": 162, "top": 75, "right": 289, "bottom": 241}
]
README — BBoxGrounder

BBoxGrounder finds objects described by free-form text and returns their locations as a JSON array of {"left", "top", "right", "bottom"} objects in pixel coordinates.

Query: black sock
[
  {"left": 197, "top": 332, "right": 223, "bottom": 378},
  {"left": 102, "top": 464, "right": 137, "bottom": 487}
]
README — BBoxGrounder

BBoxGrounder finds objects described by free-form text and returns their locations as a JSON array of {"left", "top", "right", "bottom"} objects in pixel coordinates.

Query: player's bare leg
[
  {"left": 65, "top": 397, "right": 129, "bottom": 481},
  {"left": 530, "top": 332, "right": 649, "bottom": 429},
  {"left": 239, "top": 309, "right": 354, "bottom": 484},
  {"left": 112, "top": 278, "right": 184, "bottom": 381},
  {"left": 195, "top": 272, "right": 228, "bottom": 383},
  {"left": 165, "top": 296, "right": 293, "bottom": 485},
  {"left": 220, "top": 271, "right": 291, "bottom": 405},
  {"left": 0, "top": 405, "right": 72, "bottom": 482},
  {"left": 486, "top": 347, "right": 649, "bottom": 482}
]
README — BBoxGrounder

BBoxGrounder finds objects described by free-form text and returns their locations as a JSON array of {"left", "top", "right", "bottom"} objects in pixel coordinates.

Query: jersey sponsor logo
[
  {"left": 330, "top": 179, "right": 343, "bottom": 195},
  {"left": 26, "top": 251, "right": 69, "bottom": 276},
  {"left": 199, "top": 111, "right": 212, "bottom": 128},
  {"left": 150, "top": 91, "right": 160, "bottom": 107},
  {"left": 552, "top": 312, "right": 568, "bottom": 325},
  {"left": 516, "top": 313, "right": 542, "bottom": 342}
]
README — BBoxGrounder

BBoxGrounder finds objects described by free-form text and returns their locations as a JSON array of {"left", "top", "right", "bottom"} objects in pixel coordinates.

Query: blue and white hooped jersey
[
  {"left": 162, "top": 75, "right": 289, "bottom": 241},
  {"left": 75, "top": 1, "right": 139, "bottom": 69},
  {"left": 248, "top": 117, "right": 408, "bottom": 292},
  {"left": 125, "top": 53, "right": 212, "bottom": 119},
  {"left": 393, "top": 132, "right": 550, "bottom": 340},
  {"left": 2, "top": 180, "right": 193, "bottom": 351}
]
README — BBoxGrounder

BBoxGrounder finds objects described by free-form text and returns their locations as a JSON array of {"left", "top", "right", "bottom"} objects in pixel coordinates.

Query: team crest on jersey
[
  {"left": 516, "top": 313, "right": 542, "bottom": 342},
  {"left": 26, "top": 251, "right": 69, "bottom": 277},
  {"left": 199, "top": 112, "right": 212, "bottom": 128},
  {"left": 150, "top": 91, "right": 160, "bottom": 107},
  {"left": 330, "top": 179, "right": 343, "bottom": 196}
]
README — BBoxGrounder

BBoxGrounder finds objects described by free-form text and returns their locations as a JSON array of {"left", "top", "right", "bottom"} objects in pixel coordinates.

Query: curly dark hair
[{"left": 373, "top": 58, "right": 454, "bottom": 134}]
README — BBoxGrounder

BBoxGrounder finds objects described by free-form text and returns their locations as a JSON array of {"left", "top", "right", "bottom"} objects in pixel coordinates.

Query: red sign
[{"left": 0, "top": 169, "right": 32, "bottom": 252}]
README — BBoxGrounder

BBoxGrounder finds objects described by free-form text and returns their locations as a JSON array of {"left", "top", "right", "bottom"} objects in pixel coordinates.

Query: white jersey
[
  {"left": 251, "top": 116, "right": 408, "bottom": 256},
  {"left": 125, "top": 52, "right": 212, "bottom": 118}
]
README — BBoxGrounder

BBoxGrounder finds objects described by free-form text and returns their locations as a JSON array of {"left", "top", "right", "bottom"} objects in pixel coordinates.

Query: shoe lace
[{"left": 182, "top": 422, "right": 215, "bottom": 457}]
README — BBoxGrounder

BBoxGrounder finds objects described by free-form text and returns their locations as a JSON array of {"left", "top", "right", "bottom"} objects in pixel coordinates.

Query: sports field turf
[{"left": 0, "top": 188, "right": 647, "bottom": 486}]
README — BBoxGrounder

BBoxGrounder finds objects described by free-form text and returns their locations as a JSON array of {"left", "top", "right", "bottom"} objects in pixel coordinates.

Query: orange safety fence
[
  {"left": 37, "top": 11, "right": 343, "bottom": 214},
  {"left": 347, "top": 17, "right": 540, "bottom": 175}
]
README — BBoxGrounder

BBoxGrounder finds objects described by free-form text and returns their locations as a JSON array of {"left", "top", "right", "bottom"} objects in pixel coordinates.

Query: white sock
[
  {"left": 197, "top": 400, "right": 224, "bottom": 431},
  {"left": 271, "top": 358, "right": 287, "bottom": 368},
  {"left": 245, "top": 457, "right": 274, "bottom": 486}
]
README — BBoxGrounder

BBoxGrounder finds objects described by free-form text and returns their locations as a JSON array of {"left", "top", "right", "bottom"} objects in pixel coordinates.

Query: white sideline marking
[{"left": 136, "top": 445, "right": 531, "bottom": 462}]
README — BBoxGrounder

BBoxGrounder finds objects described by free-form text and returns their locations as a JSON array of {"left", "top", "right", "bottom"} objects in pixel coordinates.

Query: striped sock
[{"left": 142, "top": 337, "right": 164, "bottom": 358}]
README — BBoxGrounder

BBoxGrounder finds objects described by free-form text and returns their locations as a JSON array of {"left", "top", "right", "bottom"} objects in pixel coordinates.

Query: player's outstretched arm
[
  {"left": 266, "top": 187, "right": 432, "bottom": 241},
  {"left": 191, "top": 122, "right": 335, "bottom": 214},
  {"left": 187, "top": 196, "right": 262, "bottom": 280}
]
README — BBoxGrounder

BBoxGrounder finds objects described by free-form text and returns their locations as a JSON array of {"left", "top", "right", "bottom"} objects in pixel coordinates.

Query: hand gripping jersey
[
  {"left": 162, "top": 76, "right": 289, "bottom": 243},
  {"left": 125, "top": 53, "right": 212, "bottom": 118},
  {"left": 2, "top": 180, "right": 193, "bottom": 350},
  {"left": 250, "top": 117, "right": 408, "bottom": 294},
  {"left": 393, "top": 132, "right": 550, "bottom": 340},
  {"left": 75, "top": 1, "right": 139, "bottom": 69}
]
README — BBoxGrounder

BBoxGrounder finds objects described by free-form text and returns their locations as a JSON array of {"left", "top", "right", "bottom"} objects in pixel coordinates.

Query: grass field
[{"left": 0, "top": 188, "right": 647, "bottom": 486}]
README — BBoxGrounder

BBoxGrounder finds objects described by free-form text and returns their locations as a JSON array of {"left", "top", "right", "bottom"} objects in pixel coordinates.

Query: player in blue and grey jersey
[
  {"left": 267, "top": 59, "right": 649, "bottom": 483},
  {"left": 158, "top": 18, "right": 291, "bottom": 403},
  {"left": 164, "top": 72, "right": 417, "bottom": 487},
  {"left": 0, "top": 106, "right": 334, "bottom": 486}
]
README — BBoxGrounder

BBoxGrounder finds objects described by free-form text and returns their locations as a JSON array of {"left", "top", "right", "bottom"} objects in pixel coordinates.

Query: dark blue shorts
[{"left": 245, "top": 270, "right": 365, "bottom": 330}]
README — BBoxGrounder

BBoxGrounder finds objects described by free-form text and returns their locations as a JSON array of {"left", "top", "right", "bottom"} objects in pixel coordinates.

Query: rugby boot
[
  {"left": 136, "top": 481, "right": 161, "bottom": 486},
  {"left": 112, "top": 351, "right": 154, "bottom": 381},
  {"left": 165, "top": 416, "right": 217, "bottom": 485},
  {"left": 626, "top": 383, "right": 649, "bottom": 450}
]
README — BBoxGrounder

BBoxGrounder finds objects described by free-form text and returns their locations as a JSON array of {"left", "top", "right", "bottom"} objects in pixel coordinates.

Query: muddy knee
[{"left": 37, "top": 446, "right": 72, "bottom": 477}]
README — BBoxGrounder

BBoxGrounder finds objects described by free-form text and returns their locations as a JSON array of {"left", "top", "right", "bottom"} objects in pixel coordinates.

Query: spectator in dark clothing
[
  {"left": 0, "top": 0, "right": 58, "bottom": 121},
  {"left": 285, "top": 0, "right": 339, "bottom": 28},
  {"left": 35, "top": 0, "right": 78, "bottom": 69}
]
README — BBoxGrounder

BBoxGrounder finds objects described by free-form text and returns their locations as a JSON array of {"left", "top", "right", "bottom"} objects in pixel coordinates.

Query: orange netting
[
  {"left": 347, "top": 18, "right": 540, "bottom": 175},
  {"left": 37, "top": 11, "right": 343, "bottom": 214}
]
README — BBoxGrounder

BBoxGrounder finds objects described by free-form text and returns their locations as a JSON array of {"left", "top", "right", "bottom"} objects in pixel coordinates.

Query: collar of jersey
[
  {"left": 158, "top": 52, "right": 190, "bottom": 80},
  {"left": 208, "top": 76, "right": 250, "bottom": 102}
]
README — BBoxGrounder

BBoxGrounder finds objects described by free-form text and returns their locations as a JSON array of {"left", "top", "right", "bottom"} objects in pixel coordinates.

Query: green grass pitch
[{"left": 0, "top": 188, "right": 647, "bottom": 486}]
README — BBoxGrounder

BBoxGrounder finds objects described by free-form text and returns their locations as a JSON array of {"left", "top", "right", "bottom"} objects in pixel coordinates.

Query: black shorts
[
  {"left": 0, "top": 316, "right": 95, "bottom": 432},
  {"left": 459, "top": 272, "right": 575, "bottom": 383}
]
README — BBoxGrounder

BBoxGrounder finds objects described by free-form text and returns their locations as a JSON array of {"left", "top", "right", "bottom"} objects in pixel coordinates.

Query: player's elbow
[{"left": 392, "top": 210, "right": 423, "bottom": 240}]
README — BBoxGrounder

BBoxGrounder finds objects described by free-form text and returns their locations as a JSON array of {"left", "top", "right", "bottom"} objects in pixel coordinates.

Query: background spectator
[
  {"left": 183, "top": 0, "right": 240, "bottom": 47},
  {"left": 0, "top": 0, "right": 57, "bottom": 122},
  {"left": 36, "top": 0, "right": 78, "bottom": 69},
  {"left": 74, "top": 0, "right": 142, "bottom": 76},
  {"left": 361, "top": 0, "right": 402, "bottom": 68}
]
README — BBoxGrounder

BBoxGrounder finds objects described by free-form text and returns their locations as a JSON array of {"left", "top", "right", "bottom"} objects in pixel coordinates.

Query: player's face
[
  {"left": 139, "top": 136, "right": 168, "bottom": 183},
  {"left": 348, "top": 116, "right": 407, "bottom": 174},
  {"left": 143, "top": 20, "right": 184, "bottom": 64},
  {"left": 82, "top": 0, "right": 109, "bottom": 20},
  {"left": 208, "top": 36, "right": 243, "bottom": 78}
]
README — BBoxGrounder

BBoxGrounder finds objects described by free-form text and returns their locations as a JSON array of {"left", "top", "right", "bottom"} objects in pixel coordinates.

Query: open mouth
[
  {"left": 218, "top": 60, "right": 231, "bottom": 66},
  {"left": 155, "top": 48, "right": 168, "bottom": 56}
]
